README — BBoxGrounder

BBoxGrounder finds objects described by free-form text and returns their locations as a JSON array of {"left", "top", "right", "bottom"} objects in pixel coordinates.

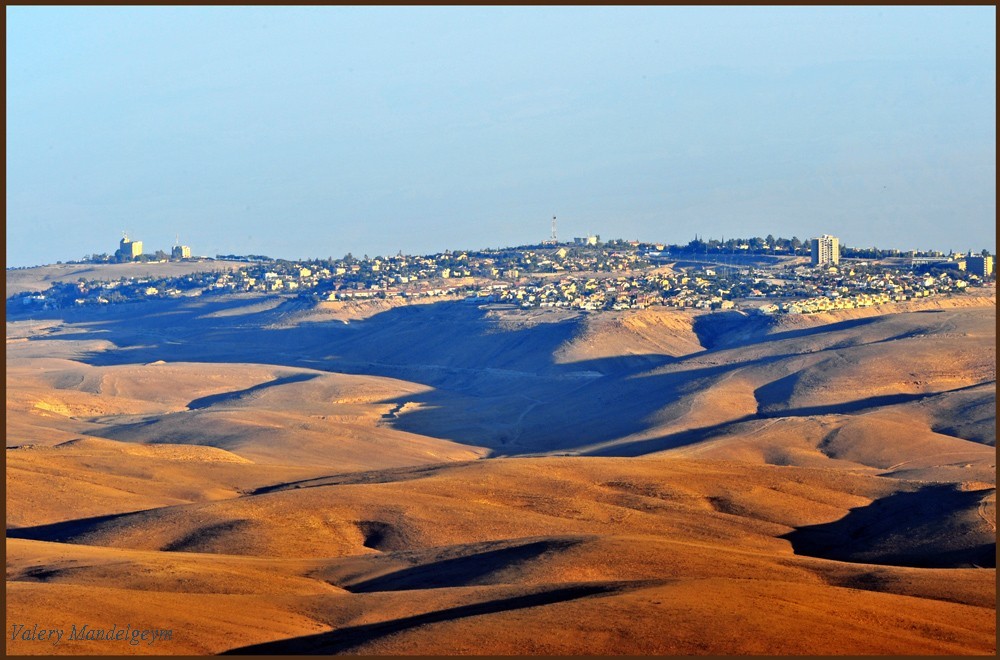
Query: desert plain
[{"left": 5, "top": 279, "right": 996, "bottom": 654}]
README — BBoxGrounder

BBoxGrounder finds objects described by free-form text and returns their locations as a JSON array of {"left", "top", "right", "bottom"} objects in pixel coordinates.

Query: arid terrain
[
  {"left": 5, "top": 261, "right": 249, "bottom": 299},
  {"left": 5, "top": 282, "right": 996, "bottom": 655}
]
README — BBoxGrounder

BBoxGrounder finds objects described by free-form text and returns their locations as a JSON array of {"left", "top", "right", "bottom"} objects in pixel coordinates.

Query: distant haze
[{"left": 6, "top": 6, "right": 996, "bottom": 267}]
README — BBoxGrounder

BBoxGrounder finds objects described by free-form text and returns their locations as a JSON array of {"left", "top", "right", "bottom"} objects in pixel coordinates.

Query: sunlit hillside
[{"left": 6, "top": 290, "right": 995, "bottom": 655}]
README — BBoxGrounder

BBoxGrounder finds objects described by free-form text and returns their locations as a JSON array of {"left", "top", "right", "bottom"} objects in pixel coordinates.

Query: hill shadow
[
  {"left": 186, "top": 373, "right": 319, "bottom": 409},
  {"left": 33, "top": 298, "right": 593, "bottom": 384},
  {"left": 583, "top": 384, "right": 984, "bottom": 458},
  {"left": 17, "top": 297, "right": 665, "bottom": 451},
  {"left": 692, "top": 311, "right": 881, "bottom": 350},
  {"left": 12, "top": 295, "right": 990, "bottom": 457},
  {"left": 6, "top": 509, "right": 157, "bottom": 541},
  {"left": 250, "top": 464, "right": 452, "bottom": 495},
  {"left": 344, "top": 537, "right": 585, "bottom": 593},
  {"left": 782, "top": 484, "right": 996, "bottom": 568},
  {"left": 221, "top": 581, "right": 632, "bottom": 655}
]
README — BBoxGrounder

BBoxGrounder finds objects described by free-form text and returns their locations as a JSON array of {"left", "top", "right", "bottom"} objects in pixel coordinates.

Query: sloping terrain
[
  {"left": 5, "top": 260, "right": 247, "bottom": 298},
  {"left": 6, "top": 458, "right": 995, "bottom": 655},
  {"left": 5, "top": 291, "right": 996, "bottom": 655}
]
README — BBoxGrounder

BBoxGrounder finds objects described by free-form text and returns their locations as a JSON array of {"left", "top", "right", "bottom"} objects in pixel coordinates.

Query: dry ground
[
  {"left": 5, "top": 261, "right": 249, "bottom": 298},
  {"left": 5, "top": 287, "right": 995, "bottom": 655}
]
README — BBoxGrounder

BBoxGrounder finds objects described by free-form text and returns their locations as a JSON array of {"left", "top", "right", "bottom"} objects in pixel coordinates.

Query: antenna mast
[{"left": 551, "top": 216, "right": 557, "bottom": 242}]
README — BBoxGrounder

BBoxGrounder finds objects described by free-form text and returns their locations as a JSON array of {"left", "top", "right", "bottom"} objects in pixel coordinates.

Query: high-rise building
[
  {"left": 172, "top": 244, "right": 191, "bottom": 259},
  {"left": 966, "top": 255, "right": 994, "bottom": 278},
  {"left": 119, "top": 233, "right": 142, "bottom": 259},
  {"left": 811, "top": 234, "right": 839, "bottom": 266}
]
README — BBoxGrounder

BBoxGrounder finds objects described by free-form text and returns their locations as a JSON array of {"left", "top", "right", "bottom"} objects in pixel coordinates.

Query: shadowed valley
[{"left": 6, "top": 292, "right": 996, "bottom": 655}]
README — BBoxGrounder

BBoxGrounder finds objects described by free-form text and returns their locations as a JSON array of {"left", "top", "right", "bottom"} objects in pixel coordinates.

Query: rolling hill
[{"left": 6, "top": 290, "right": 995, "bottom": 655}]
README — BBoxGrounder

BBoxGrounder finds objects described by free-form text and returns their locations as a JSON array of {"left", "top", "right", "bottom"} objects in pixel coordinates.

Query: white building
[
  {"left": 811, "top": 234, "right": 839, "bottom": 266},
  {"left": 965, "top": 255, "right": 993, "bottom": 278}
]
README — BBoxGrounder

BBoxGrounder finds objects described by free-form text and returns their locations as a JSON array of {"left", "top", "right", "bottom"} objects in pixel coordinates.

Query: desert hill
[
  {"left": 11, "top": 456, "right": 994, "bottom": 566},
  {"left": 5, "top": 260, "right": 248, "bottom": 298},
  {"left": 8, "top": 294, "right": 994, "bottom": 456},
  {"left": 7, "top": 457, "right": 995, "bottom": 654},
  {"left": 5, "top": 290, "right": 995, "bottom": 655}
]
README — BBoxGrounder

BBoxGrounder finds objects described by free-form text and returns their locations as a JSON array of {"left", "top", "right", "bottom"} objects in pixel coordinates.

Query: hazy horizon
[{"left": 7, "top": 6, "right": 996, "bottom": 268}]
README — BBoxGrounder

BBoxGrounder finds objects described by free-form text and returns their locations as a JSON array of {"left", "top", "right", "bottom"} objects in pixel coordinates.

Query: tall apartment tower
[
  {"left": 811, "top": 234, "right": 839, "bottom": 266},
  {"left": 965, "top": 255, "right": 993, "bottom": 278},
  {"left": 172, "top": 235, "right": 191, "bottom": 260},
  {"left": 119, "top": 233, "right": 143, "bottom": 259}
]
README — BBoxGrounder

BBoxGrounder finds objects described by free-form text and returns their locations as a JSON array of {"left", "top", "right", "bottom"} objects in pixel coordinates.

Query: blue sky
[{"left": 6, "top": 6, "right": 996, "bottom": 266}]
